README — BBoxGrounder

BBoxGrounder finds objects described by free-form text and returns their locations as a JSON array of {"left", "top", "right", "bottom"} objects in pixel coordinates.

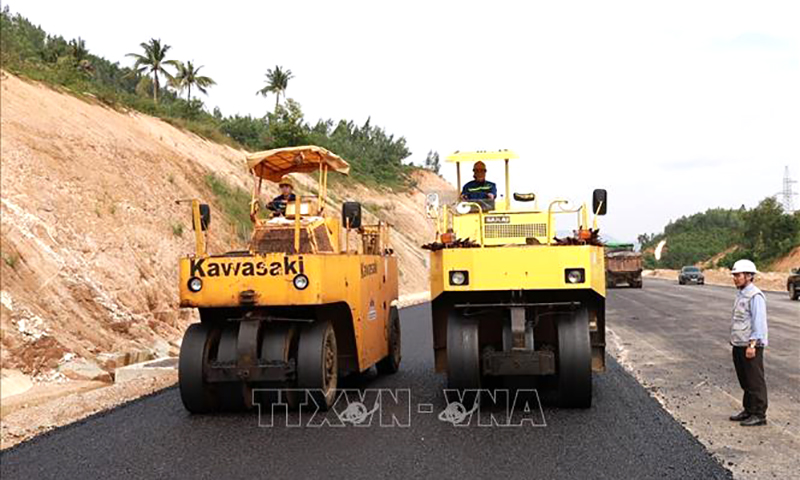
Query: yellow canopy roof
[
  {"left": 246, "top": 145, "right": 350, "bottom": 182},
  {"left": 445, "top": 150, "right": 519, "bottom": 163}
]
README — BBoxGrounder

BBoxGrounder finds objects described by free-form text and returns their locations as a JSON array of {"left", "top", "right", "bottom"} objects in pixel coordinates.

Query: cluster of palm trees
[
  {"left": 127, "top": 38, "right": 215, "bottom": 104},
  {"left": 127, "top": 38, "right": 293, "bottom": 113}
]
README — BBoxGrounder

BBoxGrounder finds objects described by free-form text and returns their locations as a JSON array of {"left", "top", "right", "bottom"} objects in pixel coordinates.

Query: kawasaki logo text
[{"left": 190, "top": 257, "right": 305, "bottom": 277}]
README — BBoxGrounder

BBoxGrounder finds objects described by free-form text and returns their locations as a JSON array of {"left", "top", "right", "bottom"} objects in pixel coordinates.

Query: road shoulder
[{"left": 607, "top": 312, "right": 800, "bottom": 480}]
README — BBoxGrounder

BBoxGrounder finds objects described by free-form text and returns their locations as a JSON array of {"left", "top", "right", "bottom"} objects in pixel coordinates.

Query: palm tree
[
  {"left": 170, "top": 61, "right": 216, "bottom": 101},
  {"left": 68, "top": 37, "right": 93, "bottom": 75},
  {"left": 257, "top": 65, "right": 294, "bottom": 112},
  {"left": 69, "top": 37, "right": 88, "bottom": 62},
  {"left": 126, "top": 38, "right": 175, "bottom": 104}
]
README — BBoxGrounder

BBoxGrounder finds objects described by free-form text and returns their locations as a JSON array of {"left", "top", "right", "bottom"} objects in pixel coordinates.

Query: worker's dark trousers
[{"left": 732, "top": 346, "right": 768, "bottom": 417}]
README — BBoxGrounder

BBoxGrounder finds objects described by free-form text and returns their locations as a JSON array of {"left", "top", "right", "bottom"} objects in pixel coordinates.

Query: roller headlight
[
  {"left": 449, "top": 270, "right": 469, "bottom": 286},
  {"left": 565, "top": 269, "right": 585, "bottom": 284},
  {"left": 293, "top": 274, "right": 309, "bottom": 290},
  {"left": 188, "top": 277, "right": 203, "bottom": 292}
]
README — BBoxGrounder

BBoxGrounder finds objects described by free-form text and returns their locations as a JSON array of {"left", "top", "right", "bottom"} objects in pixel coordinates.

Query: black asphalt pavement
[{"left": 1, "top": 303, "right": 732, "bottom": 479}]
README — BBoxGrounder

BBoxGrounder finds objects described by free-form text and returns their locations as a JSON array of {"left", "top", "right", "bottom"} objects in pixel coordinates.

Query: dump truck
[
  {"left": 605, "top": 243, "right": 643, "bottom": 288},
  {"left": 424, "top": 150, "right": 607, "bottom": 408},
  {"left": 177, "top": 146, "right": 400, "bottom": 413},
  {"left": 786, "top": 268, "right": 799, "bottom": 300}
]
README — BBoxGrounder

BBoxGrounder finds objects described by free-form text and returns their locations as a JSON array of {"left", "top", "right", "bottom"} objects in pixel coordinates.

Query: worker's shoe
[
  {"left": 729, "top": 411, "right": 750, "bottom": 421},
  {"left": 740, "top": 415, "right": 767, "bottom": 427}
]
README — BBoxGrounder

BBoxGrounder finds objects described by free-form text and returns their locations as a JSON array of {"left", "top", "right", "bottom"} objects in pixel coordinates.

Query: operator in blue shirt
[
  {"left": 728, "top": 259, "right": 769, "bottom": 426},
  {"left": 461, "top": 161, "right": 497, "bottom": 201}
]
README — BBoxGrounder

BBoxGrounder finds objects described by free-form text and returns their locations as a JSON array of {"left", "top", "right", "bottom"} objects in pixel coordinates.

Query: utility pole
[{"left": 781, "top": 166, "right": 797, "bottom": 213}]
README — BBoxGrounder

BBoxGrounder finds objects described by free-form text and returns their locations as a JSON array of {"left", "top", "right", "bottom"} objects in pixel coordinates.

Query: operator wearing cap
[
  {"left": 269, "top": 176, "right": 296, "bottom": 216},
  {"left": 728, "top": 259, "right": 769, "bottom": 426},
  {"left": 461, "top": 161, "right": 497, "bottom": 201}
]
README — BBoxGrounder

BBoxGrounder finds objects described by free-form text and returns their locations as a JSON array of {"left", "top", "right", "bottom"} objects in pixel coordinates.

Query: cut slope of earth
[
  {"left": 771, "top": 245, "right": 800, "bottom": 273},
  {"left": 0, "top": 72, "right": 450, "bottom": 382}
]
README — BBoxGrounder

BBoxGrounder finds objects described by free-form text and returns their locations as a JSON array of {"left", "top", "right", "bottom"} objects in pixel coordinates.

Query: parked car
[
  {"left": 678, "top": 266, "right": 705, "bottom": 285},
  {"left": 788, "top": 268, "right": 800, "bottom": 301}
]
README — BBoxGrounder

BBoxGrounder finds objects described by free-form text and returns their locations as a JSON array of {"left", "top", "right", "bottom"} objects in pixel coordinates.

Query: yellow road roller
[
  {"left": 424, "top": 150, "right": 607, "bottom": 408},
  {"left": 177, "top": 146, "right": 400, "bottom": 413}
]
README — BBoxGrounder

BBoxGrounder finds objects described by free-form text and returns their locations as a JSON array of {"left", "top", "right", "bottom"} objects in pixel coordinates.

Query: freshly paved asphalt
[{"left": 1, "top": 303, "right": 732, "bottom": 479}]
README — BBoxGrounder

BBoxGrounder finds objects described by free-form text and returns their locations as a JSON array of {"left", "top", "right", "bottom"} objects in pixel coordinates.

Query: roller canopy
[
  {"left": 246, "top": 145, "right": 350, "bottom": 182},
  {"left": 445, "top": 150, "right": 519, "bottom": 163}
]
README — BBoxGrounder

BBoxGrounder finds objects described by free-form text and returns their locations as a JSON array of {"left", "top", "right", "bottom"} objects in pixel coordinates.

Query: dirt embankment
[
  {"left": 0, "top": 71, "right": 449, "bottom": 440},
  {"left": 770, "top": 245, "right": 800, "bottom": 273}
]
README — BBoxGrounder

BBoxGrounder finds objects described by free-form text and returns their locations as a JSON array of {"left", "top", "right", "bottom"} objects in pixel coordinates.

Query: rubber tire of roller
[
  {"left": 446, "top": 310, "right": 481, "bottom": 391},
  {"left": 216, "top": 323, "right": 248, "bottom": 411},
  {"left": 257, "top": 325, "right": 299, "bottom": 408},
  {"left": 377, "top": 307, "right": 402, "bottom": 374},
  {"left": 179, "top": 323, "right": 219, "bottom": 414},
  {"left": 297, "top": 320, "right": 338, "bottom": 411},
  {"left": 556, "top": 306, "right": 592, "bottom": 408}
]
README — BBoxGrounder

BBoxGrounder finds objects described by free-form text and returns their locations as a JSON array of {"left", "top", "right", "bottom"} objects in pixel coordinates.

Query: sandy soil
[
  {"left": 0, "top": 372, "right": 176, "bottom": 449},
  {"left": 770, "top": 245, "right": 800, "bottom": 274}
]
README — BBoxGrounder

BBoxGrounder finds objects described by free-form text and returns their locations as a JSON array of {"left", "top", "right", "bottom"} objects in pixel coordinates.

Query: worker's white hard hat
[{"left": 731, "top": 259, "right": 758, "bottom": 274}]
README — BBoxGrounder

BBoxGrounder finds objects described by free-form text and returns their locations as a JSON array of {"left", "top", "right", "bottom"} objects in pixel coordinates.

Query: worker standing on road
[
  {"left": 461, "top": 161, "right": 497, "bottom": 200},
  {"left": 268, "top": 176, "right": 296, "bottom": 216},
  {"left": 729, "top": 259, "right": 768, "bottom": 427}
]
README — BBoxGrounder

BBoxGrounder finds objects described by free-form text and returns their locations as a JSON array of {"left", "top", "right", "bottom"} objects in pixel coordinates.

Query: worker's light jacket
[{"left": 730, "top": 283, "right": 768, "bottom": 347}]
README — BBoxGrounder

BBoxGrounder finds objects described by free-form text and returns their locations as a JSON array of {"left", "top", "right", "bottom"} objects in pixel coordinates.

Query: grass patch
[
  {"left": 204, "top": 173, "right": 252, "bottom": 242},
  {"left": 362, "top": 201, "right": 394, "bottom": 221},
  {"left": 3, "top": 252, "right": 20, "bottom": 269},
  {"left": 161, "top": 117, "right": 240, "bottom": 148},
  {"left": 171, "top": 222, "right": 184, "bottom": 237}
]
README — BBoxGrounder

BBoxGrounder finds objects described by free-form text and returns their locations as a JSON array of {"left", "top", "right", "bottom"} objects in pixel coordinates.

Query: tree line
[
  {"left": 0, "top": 7, "right": 438, "bottom": 189},
  {"left": 639, "top": 198, "right": 800, "bottom": 270}
]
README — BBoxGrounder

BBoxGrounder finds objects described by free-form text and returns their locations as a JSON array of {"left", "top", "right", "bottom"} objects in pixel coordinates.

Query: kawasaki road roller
[
  {"left": 423, "top": 150, "right": 607, "bottom": 408},
  {"left": 177, "top": 146, "right": 400, "bottom": 413}
]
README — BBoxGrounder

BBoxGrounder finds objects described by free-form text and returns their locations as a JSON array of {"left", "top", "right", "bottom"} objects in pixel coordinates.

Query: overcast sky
[{"left": 9, "top": 1, "right": 800, "bottom": 241}]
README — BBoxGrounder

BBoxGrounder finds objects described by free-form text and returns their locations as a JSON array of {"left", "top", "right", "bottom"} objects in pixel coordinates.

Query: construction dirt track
[{"left": 0, "top": 294, "right": 744, "bottom": 480}]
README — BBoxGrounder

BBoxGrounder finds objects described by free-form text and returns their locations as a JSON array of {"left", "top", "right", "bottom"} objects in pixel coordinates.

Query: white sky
[{"left": 9, "top": 0, "right": 800, "bottom": 241}]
